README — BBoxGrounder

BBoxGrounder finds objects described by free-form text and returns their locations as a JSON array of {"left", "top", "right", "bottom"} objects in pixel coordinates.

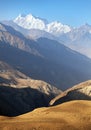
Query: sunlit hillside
[{"left": 0, "top": 100, "right": 91, "bottom": 130}]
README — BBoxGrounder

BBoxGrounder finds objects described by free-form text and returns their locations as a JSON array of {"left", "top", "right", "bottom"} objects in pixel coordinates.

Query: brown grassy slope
[{"left": 0, "top": 100, "right": 91, "bottom": 130}]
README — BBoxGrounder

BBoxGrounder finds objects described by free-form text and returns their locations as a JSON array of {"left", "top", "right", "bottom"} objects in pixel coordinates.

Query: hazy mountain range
[
  {"left": 1, "top": 22, "right": 91, "bottom": 91},
  {"left": 2, "top": 13, "right": 91, "bottom": 58}
]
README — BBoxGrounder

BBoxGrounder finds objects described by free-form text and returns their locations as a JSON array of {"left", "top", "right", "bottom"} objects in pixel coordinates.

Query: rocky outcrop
[{"left": 50, "top": 80, "right": 91, "bottom": 106}]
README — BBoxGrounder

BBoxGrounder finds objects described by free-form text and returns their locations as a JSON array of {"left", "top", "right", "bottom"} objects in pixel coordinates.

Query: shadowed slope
[{"left": 0, "top": 86, "right": 49, "bottom": 116}]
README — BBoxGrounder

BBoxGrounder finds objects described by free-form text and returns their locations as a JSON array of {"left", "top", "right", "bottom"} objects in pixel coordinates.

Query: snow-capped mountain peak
[
  {"left": 14, "top": 14, "right": 46, "bottom": 30},
  {"left": 47, "top": 21, "right": 71, "bottom": 35},
  {"left": 13, "top": 13, "right": 71, "bottom": 35}
]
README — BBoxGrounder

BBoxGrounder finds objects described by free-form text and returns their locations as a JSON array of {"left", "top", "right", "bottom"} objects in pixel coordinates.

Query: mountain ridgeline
[{"left": 0, "top": 23, "right": 91, "bottom": 90}]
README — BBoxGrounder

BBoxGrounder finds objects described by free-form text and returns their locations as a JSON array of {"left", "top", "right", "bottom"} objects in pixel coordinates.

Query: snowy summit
[{"left": 14, "top": 13, "right": 71, "bottom": 35}]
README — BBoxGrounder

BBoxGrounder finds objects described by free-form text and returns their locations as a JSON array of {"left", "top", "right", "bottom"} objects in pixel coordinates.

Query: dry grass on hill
[{"left": 0, "top": 100, "right": 91, "bottom": 130}]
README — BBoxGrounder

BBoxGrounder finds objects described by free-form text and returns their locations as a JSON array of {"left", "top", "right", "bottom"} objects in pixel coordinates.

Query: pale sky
[{"left": 0, "top": 0, "right": 91, "bottom": 27}]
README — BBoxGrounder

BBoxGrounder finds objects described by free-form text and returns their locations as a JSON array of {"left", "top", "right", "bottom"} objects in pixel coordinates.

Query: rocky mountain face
[
  {"left": 0, "top": 61, "right": 61, "bottom": 97},
  {"left": 0, "top": 61, "right": 61, "bottom": 116},
  {"left": 1, "top": 23, "right": 91, "bottom": 90},
  {"left": 50, "top": 80, "right": 91, "bottom": 106}
]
